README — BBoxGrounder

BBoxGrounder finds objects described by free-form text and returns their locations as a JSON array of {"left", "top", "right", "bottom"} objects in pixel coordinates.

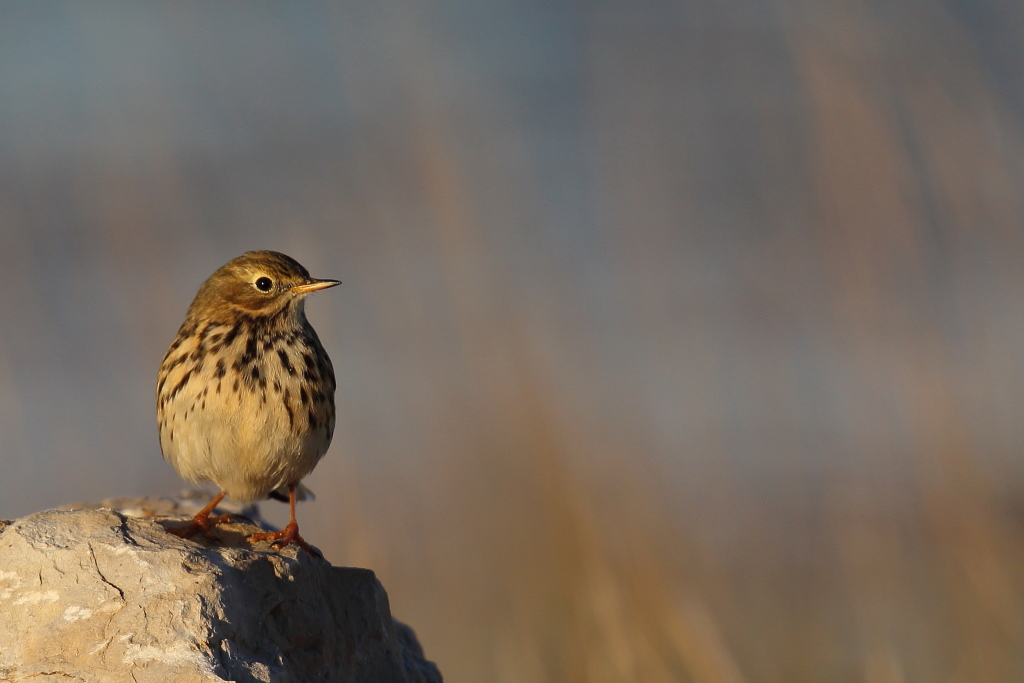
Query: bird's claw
[{"left": 249, "top": 523, "right": 322, "bottom": 557}]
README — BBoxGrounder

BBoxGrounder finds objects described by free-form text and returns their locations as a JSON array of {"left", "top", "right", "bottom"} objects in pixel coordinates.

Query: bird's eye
[{"left": 255, "top": 277, "right": 273, "bottom": 292}]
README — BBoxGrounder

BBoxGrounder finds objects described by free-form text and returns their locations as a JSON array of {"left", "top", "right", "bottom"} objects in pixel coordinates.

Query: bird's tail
[{"left": 268, "top": 482, "right": 316, "bottom": 502}]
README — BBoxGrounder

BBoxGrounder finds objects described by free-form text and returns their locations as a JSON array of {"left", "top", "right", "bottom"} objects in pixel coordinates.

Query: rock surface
[{"left": 0, "top": 502, "right": 441, "bottom": 683}]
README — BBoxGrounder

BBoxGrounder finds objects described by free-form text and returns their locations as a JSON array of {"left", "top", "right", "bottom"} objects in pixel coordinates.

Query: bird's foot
[
  {"left": 166, "top": 521, "right": 203, "bottom": 539},
  {"left": 166, "top": 513, "right": 241, "bottom": 539},
  {"left": 249, "top": 522, "right": 322, "bottom": 557}
]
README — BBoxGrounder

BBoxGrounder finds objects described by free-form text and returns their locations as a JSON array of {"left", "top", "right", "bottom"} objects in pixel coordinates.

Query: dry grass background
[{"left": 1, "top": 1, "right": 1024, "bottom": 680}]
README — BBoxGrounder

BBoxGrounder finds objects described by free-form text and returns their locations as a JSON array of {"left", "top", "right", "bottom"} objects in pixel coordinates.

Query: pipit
[{"left": 157, "top": 250, "right": 339, "bottom": 554}]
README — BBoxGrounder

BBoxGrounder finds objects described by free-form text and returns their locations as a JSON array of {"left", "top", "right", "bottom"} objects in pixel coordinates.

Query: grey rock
[
  {"left": 59, "top": 490, "right": 274, "bottom": 529},
  {"left": 0, "top": 505, "right": 442, "bottom": 683}
]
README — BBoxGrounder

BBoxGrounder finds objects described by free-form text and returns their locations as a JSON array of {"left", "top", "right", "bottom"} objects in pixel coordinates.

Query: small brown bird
[{"left": 157, "top": 250, "right": 339, "bottom": 554}]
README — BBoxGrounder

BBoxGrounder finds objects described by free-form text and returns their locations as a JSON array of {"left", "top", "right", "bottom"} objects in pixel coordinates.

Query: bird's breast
[{"left": 157, "top": 316, "right": 336, "bottom": 500}]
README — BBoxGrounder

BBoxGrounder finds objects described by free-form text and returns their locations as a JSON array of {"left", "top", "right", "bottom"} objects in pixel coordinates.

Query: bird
[{"left": 157, "top": 250, "right": 339, "bottom": 555}]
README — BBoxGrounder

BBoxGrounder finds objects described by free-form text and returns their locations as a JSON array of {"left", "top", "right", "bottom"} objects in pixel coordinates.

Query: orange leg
[
  {"left": 167, "top": 490, "right": 235, "bottom": 538},
  {"left": 249, "top": 484, "right": 321, "bottom": 557}
]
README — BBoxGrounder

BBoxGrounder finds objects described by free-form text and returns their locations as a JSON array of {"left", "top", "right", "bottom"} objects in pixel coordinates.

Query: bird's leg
[
  {"left": 249, "top": 484, "right": 321, "bottom": 557},
  {"left": 167, "top": 490, "right": 231, "bottom": 538}
]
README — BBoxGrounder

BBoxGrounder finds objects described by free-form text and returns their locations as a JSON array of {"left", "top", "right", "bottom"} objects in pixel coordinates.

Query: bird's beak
[{"left": 291, "top": 278, "right": 341, "bottom": 294}]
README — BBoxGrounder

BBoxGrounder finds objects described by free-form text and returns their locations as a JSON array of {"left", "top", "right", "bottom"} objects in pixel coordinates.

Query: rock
[{"left": 0, "top": 503, "right": 442, "bottom": 683}]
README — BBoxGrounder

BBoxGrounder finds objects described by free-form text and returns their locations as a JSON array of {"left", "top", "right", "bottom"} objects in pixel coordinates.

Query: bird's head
[{"left": 188, "top": 250, "right": 340, "bottom": 321}]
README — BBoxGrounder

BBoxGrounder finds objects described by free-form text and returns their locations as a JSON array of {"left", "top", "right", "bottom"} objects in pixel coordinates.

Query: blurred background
[{"left": 1, "top": 0, "right": 1024, "bottom": 680}]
